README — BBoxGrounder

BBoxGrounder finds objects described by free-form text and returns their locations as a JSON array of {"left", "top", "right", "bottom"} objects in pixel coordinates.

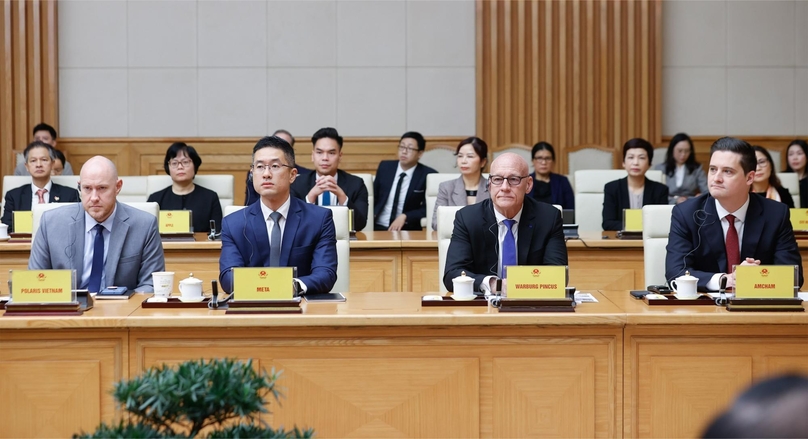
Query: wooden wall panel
[
  {"left": 0, "top": 0, "right": 58, "bottom": 175},
  {"left": 477, "top": 0, "right": 663, "bottom": 173}
]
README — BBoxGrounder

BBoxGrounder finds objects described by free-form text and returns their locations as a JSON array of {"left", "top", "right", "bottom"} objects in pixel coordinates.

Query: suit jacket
[
  {"left": 526, "top": 172, "right": 575, "bottom": 210},
  {"left": 602, "top": 177, "right": 669, "bottom": 231},
  {"left": 653, "top": 163, "right": 708, "bottom": 204},
  {"left": 373, "top": 160, "right": 437, "bottom": 230},
  {"left": 28, "top": 202, "right": 166, "bottom": 292},
  {"left": 2, "top": 182, "right": 80, "bottom": 232},
  {"left": 666, "top": 193, "right": 803, "bottom": 290},
  {"left": 431, "top": 176, "right": 490, "bottom": 231},
  {"left": 290, "top": 169, "right": 369, "bottom": 231},
  {"left": 443, "top": 197, "right": 569, "bottom": 292},
  {"left": 219, "top": 197, "right": 337, "bottom": 294}
]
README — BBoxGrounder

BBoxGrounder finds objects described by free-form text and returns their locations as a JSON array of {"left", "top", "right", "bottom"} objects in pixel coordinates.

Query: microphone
[
  {"left": 207, "top": 219, "right": 221, "bottom": 241},
  {"left": 716, "top": 274, "right": 729, "bottom": 306},
  {"left": 209, "top": 280, "right": 219, "bottom": 309}
]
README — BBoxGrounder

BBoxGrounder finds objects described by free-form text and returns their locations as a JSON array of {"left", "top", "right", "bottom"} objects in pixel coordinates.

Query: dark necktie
[
  {"left": 269, "top": 211, "right": 282, "bottom": 267},
  {"left": 389, "top": 172, "right": 406, "bottom": 227},
  {"left": 322, "top": 190, "right": 331, "bottom": 206},
  {"left": 725, "top": 214, "right": 740, "bottom": 273},
  {"left": 502, "top": 219, "right": 517, "bottom": 278},
  {"left": 88, "top": 224, "right": 104, "bottom": 293}
]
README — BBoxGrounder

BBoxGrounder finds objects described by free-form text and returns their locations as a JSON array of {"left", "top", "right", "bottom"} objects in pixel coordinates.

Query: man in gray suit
[{"left": 29, "top": 156, "right": 165, "bottom": 292}]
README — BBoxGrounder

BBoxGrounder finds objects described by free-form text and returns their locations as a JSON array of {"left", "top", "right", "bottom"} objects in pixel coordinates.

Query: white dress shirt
[
  {"left": 376, "top": 163, "right": 415, "bottom": 226},
  {"left": 30, "top": 180, "right": 53, "bottom": 206},
  {"left": 705, "top": 196, "right": 750, "bottom": 290},
  {"left": 480, "top": 205, "right": 524, "bottom": 295},
  {"left": 81, "top": 206, "right": 116, "bottom": 289}
]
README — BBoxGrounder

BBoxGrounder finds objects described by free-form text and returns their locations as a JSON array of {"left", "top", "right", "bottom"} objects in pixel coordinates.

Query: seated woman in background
[
  {"left": 784, "top": 139, "right": 808, "bottom": 208},
  {"left": 147, "top": 142, "right": 222, "bottom": 233},
  {"left": 752, "top": 146, "right": 794, "bottom": 208},
  {"left": 526, "top": 142, "right": 574, "bottom": 209},
  {"left": 653, "top": 132, "right": 707, "bottom": 204},
  {"left": 602, "top": 138, "right": 669, "bottom": 231},
  {"left": 51, "top": 149, "right": 66, "bottom": 175},
  {"left": 431, "top": 137, "right": 489, "bottom": 231}
]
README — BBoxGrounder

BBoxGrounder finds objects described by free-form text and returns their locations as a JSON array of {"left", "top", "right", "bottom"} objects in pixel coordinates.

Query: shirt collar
[
  {"left": 316, "top": 171, "right": 338, "bottom": 183},
  {"left": 31, "top": 180, "right": 53, "bottom": 192},
  {"left": 396, "top": 163, "right": 417, "bottom": 179},
  {"left": 493, "top": 204, "right": 524, "bottom": 226},
  {"left": 260, "top": 195, "right": 291, "bottom": 221},
  {"left": 715, "top": 195, "right": 751, "bottom": 223},
  {"left": 84, "top": 204, "right": 117, "bottom": 233}
]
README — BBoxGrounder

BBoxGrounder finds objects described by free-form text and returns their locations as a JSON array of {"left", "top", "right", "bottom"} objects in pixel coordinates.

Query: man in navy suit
[
  {"left": 666, "top": 137, "right": 803, "bottom": 291},
  {"left": 373, "top": 131, "right": 437, "bottom": 231},
  {"left": 220, "top": 135, "right": 337, "bottom": 294},
  {"left": 2, "top": 141, "right": 80, "bottom": 232},
  {"left": 290, "top": 127, "right": 369, "bottom": 231},
  {"left": 443, "top": 153, "right": 568, "bottom": 293}
]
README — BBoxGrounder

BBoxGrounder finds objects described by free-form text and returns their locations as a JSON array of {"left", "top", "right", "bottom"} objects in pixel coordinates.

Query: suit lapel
[
  {"left": 280, "top": 198, "right": 303, "bottom": 266},
  {"left": 451, "top": 178, "right": 466, "bottom": 205},
  {"left": 406, "top": 164, "right": 424, "bottom": 206},
  {"left": 702, "top": 197, "right": 728, "bottom": 271},
  {"left": 48, "top": 184, "right": 62, "bottom": 203},
  {"left": 105, "top": 203, "right": 129, "bottom": 284},
  {"left": 248, "top": 202, "right": 271, "bottom": 266},
  {"left": 517, "top": 201, "right": 536, "bottom": 264},
  {"left": 741, "top": 195, "right": 763, "bottom": 258},
  {"left": 69, "top": 205, "right": 86, "bottom": 279},
  {"left": 19, "top": 185, "right": 33, "bottom": 211},
  {"left": 482, "top": 201, "right": 499, "bottom": 271}
]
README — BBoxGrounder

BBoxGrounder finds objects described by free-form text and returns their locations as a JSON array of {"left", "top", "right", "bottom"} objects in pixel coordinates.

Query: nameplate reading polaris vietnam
[
  {"left": 233, "top": 267, "right": 294, "bottom": 300},
  {"left": 13, "top": 211, "right": 33, "bottom": 234},
  {"left": 506, "top": 266, "right": 566, "bottom": 299},
  {"left": 734, "top": 265, "right": 795, "bottom": 299},
  {"left": 11, "top": 269, "right": 73, "bottom": 303},
  {"left": 159, "top": 210, "right": 192, "bottom": 233}
]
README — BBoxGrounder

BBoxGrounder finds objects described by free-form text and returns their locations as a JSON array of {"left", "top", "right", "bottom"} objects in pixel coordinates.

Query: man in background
[
  {"left": 15, "top": 123, "right": 74, "bottom": 176},
  {"left": 245, "top": 129, "right": 309, "bottom": 205}
]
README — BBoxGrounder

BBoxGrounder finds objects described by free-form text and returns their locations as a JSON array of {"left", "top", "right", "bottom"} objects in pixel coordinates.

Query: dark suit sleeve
[
  {"left": 146, "top": 191, "right": 160, "bottom": 204},
  {"left": 63, "top": 187, "right": 80, "bottom": 202},
  {"left": 347, "top": 180, "right": 369, "bottom": 232},
  {"left": 218, "top": 214, "right": 244, "bottom": 293},
  {"left": 289, "top": 178, "right": 309, "bottom": 202},
  {"left": 665, "top": 204, "right": 714, "bottom": 289},
  {"left": 779, "top": 186, "right": 795, "bottom": 208},
  {"left": 443, "top": 209, "right": 487, "bottom": 292},
  {"left": 402, "top": 167, "right": 437, "bottom": 228},
  {"left": 773, "top": 206, "right": 804, "bottom": 287},
  {"left": 298, "top": 209, "right": 338, "bottom": 293},
  {"left": 602, "top": 181, "right": 622, "bottom": 231},
  {"left": 1, "top": 191, "right": 16, "bottom": 231},
  {"left": 560, "top": 176, "right": 575, "bottom": 210},
  {"left": 543, "top": 209, "right": 569, "bottom": 266}
]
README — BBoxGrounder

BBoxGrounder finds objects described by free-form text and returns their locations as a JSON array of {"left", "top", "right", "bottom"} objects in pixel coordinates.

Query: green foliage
[{"left": 74, "top": 358, "right": 312, "bottom": 439}]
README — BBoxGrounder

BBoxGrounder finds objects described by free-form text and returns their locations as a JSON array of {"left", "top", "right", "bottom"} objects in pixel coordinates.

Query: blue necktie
[
  {"left": 322, "top": 191, "right": 331, "bottom": 206},
  {"left": 269, "top": 211, "right": 282, "bottom": 267},
  {"left": 88, "top": 224, "right": 104, "bottom": 292},
  {"left": 502, "top": 219, "right": 516, "bottom": 278}
]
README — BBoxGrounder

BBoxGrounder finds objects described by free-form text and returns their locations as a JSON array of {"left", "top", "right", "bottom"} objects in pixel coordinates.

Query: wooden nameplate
[
  {"left": 8, "top": 232, "right": 31, "bottom": 243},
  {"left": 643, "top": 293, "right": 715, "bottom": 306},
  {"left": 4, "top": 300, "right": 82, "bottom": 316},
  {"left": 498, "top": 298, "right": 576, "bottom": 313},
  {"left": 160, "top": 232, "right": 195, "bottom": 242},
  {"left": 726, "top": 297, "right": 804, "bottom": 312},
  {"left": 142, "top": 297, "right": 214, "bottom": 309},
  {"left": 225, "top": 298, "right": 302, "bottom": 314},
  {"left": 421, "top": 295, "right": 488, "bottom": 307}
]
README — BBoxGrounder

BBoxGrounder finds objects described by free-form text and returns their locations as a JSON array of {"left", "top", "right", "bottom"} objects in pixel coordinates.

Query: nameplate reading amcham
[
  {"left": 622, "top": 209, "right": 643, "bottom": 232},
  {"left": 11, "top": 269, "right": 73, "bottom": 303},
  {"left": 159, "top": 210, "right": 192, "bottom": 234},
  {"left": 233, "top": 267, "right": 294, "bottom": 300},
  {"left": 13, "top": 211, "right": 33, "bottom": 234},
  {"left": 506, "top": 266, "right": 566, "bottom": 299},
  {"left": 734, "top": 265, "right": 795, "bottom": 299},
  {"left": 789, "top": 208, "right": 808, "bottom": 232}
]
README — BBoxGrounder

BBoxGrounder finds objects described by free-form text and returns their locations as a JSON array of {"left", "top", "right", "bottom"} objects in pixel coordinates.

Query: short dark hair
[
  {"left": 400, "top": 131, "right": 426, "bottom": 151},
  {"left": 785, "top": 139, "right": 808, "bottom": 173},
  {"left": 531, "top": 141, "right": 555, "bottom": 161},
  {"left": 32, "top": 123, "right": 57, "bottom": 140},
  {"left": 710, "top": 137, "right": 756, "bottom": 175},
  {"left": 752, "top": 145, "right": 783, "bottom": 189},
  {"left": 253, "top": 136, "right": 296, "bottom": 167},
  {"left": 622, "top": 138, "right": 654, "bottom": 162},
  {"left": 455, "top": 137, "right": 489, "bottom": 172},
  {"left": 663, "top": 132, "right": 700, "bottom": 176},
  {"left": 52, "top": 148, "right": 66, "bottom": 167},
  {"left": 163, "top": 142, "right": 202, "bottom": 175},
  {"left": 23, "top": 141, "right": 54, "bottom": 162},
  {"left": 272, "top": 129, "right": 295, "bottom": 147},
  {"left": 311, "top": 127, "right": 343, "bottom": 149},
  {"left": 702, "top": 374, "right": 808, "bottom": 438}
]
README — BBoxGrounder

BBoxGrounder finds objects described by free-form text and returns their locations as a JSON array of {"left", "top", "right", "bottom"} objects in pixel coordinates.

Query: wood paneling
[
  {"left": 477, "top": 0, "right": 663, "bottom": 174},
  {"left": 0, "top": 0, "right": 59, "bottom": 176}
]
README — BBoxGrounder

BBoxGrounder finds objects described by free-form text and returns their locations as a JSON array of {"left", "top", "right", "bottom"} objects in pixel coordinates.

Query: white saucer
[
  {"left": 178, "top": 296, "right": 205, "bottom": 303},
  {"left": 674, "top": 294, "right": 699, "bottom": 300},
  {"left": 451, "top": 295, "right": 477, "bottom": 301},
  {"left": 146, "top": 296, "right": 168, "bottom": 303}
]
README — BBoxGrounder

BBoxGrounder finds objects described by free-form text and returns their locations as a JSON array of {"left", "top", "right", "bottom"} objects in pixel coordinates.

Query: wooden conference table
[{"left": 0, "top": 290, "right": 806, "bottom": 438}]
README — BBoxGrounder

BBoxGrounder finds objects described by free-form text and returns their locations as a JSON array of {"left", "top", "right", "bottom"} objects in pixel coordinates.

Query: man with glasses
[
  {"left": 30, "top": 156, "right": 165, "bottom": 292},
  {"left": 2, "top": 141, "right": 80, "bottom": 232},
  {"left": 219, "top": 136, "right": 337, "bottom": 294},
  {"left": 373, "top": 131, "right": 437, "bottom": 231},
  {"left": 443, "top": 153, "right": 568, "bottom": 294},
  {"left": 245, "top": 129, "right": 309, "bottom": 206}
]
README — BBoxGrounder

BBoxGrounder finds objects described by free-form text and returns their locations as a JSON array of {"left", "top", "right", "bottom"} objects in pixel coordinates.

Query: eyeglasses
[
  {"left": 533, "top": 156, "right": 553, "bottom": 163},
  {"left": 489, "top": 175, "right": 529, "bottom": 186},
  {"left": 252, "top": 163, "right": 294, "bottom": 174},
  {"left": 169, "top": 159, "right": 193, "bottom": 169},
  {"left": 398, "top": 146, "right": 419, "bottom": 153},
  {"left": 756, "top": 159, "right": 769, "bottom": 168}
]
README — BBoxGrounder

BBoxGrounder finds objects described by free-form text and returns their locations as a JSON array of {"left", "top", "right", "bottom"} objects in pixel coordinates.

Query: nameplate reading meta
[
  {"left": 233, "top": 267, "right": 294, "bottom": 300},
  {"left": 11, "top": 270, "right": 73, "bottom": 304},
  {"left": 13, "top": 211, "right": 33, "bottom": 234},
  {"left": 506, "top": 266, "right": 566, "bottom": 299},
  {"left": 789, "top": 208, "right": 808, "bottom": 232},
  {"left": 159, "top": 210, "right": 191, "bottom": 233},
  {"left": 734, "top": 265, "right": 795, "bottom": 299}
]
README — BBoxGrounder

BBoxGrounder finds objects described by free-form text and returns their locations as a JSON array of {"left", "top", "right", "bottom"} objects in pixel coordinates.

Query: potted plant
[{"left": 74, "top": 358, "right": 313, "bottom": 438}]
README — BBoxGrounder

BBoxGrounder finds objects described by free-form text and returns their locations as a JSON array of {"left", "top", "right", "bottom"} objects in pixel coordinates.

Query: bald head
[
  {"left": 488, "top": 152, "right": 532, "bottom": 218},
  {"left": 490, "top": 152, "right": 529, "bottom": 176},
  {"left": 80, "top": 156, "right": 118, "bottom": 180},
  {"left": 79, "top": 156, "right": 122, "bottom": 223}
]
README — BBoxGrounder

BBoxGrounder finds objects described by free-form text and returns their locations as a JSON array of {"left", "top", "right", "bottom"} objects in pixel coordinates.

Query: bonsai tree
[{"left": 75, "top": 358, "right": 313, "bottom": 439}]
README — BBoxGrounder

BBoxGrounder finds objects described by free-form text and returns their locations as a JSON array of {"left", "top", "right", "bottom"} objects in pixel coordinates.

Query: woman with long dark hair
[
  {"left": 653, "top": 132, "right": 707, "bottom": 204},
  {"left": 784, "top": 139, "right": 808, "bottom": 208},
  {"left": 752, "top": 145, "right": 794, "bottom": 208}
]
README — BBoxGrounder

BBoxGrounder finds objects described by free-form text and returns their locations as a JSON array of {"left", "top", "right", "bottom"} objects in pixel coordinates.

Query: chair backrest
[
  {"left": 652, "top": 147, "right": 667, "bottom": 167},
  {"left": 493, "top": 144, "right": 534, "bottom": 174},
  {"left": 426, "top": 173, "right": 460, "bottom": 231},
  {"left": 566, "top": 144, "right": 615, "bottom": 175},
  {"left": 146, "top": 175, "right": 234, "bottom": 211},
  {"left": 437, "top": 205, "right": 464, "bottom": 293},
  {"left": 32, "top": 203, "right": 79, "bottom": 242},
  {"left": 419, "top": 145, "right": 457, "bottom": 173},
  {"left": 642, "top": 204, "right": 675, "bottom": 287},
  {"left": 121, "top": 202, "right": 159, "bottom": 218},
  {"left": 324, "top": 206, "right": 350, "bottom": 294},
  {"left": 353, "top": 173, "right": 374, "bottom": 232},
  {"left": 224, "top": 205, "right": 246, "bottom": 217},
  {"left": 777, "top": 172, "right": 801, "bottom": 208},
  {"left": 573, "top": 169, "right": 664, "bottom": 233},
  {"left": 117, "top": 176, "right": 150, "bottom": 202}
]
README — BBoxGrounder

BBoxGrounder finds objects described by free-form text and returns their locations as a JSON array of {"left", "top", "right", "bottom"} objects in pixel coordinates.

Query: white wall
[
  {"left": 58, "top": 0, "right": 476, "bottom": 138},
  {"left": 662, "top": 0, "right": 808, "bottom": 136}
]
